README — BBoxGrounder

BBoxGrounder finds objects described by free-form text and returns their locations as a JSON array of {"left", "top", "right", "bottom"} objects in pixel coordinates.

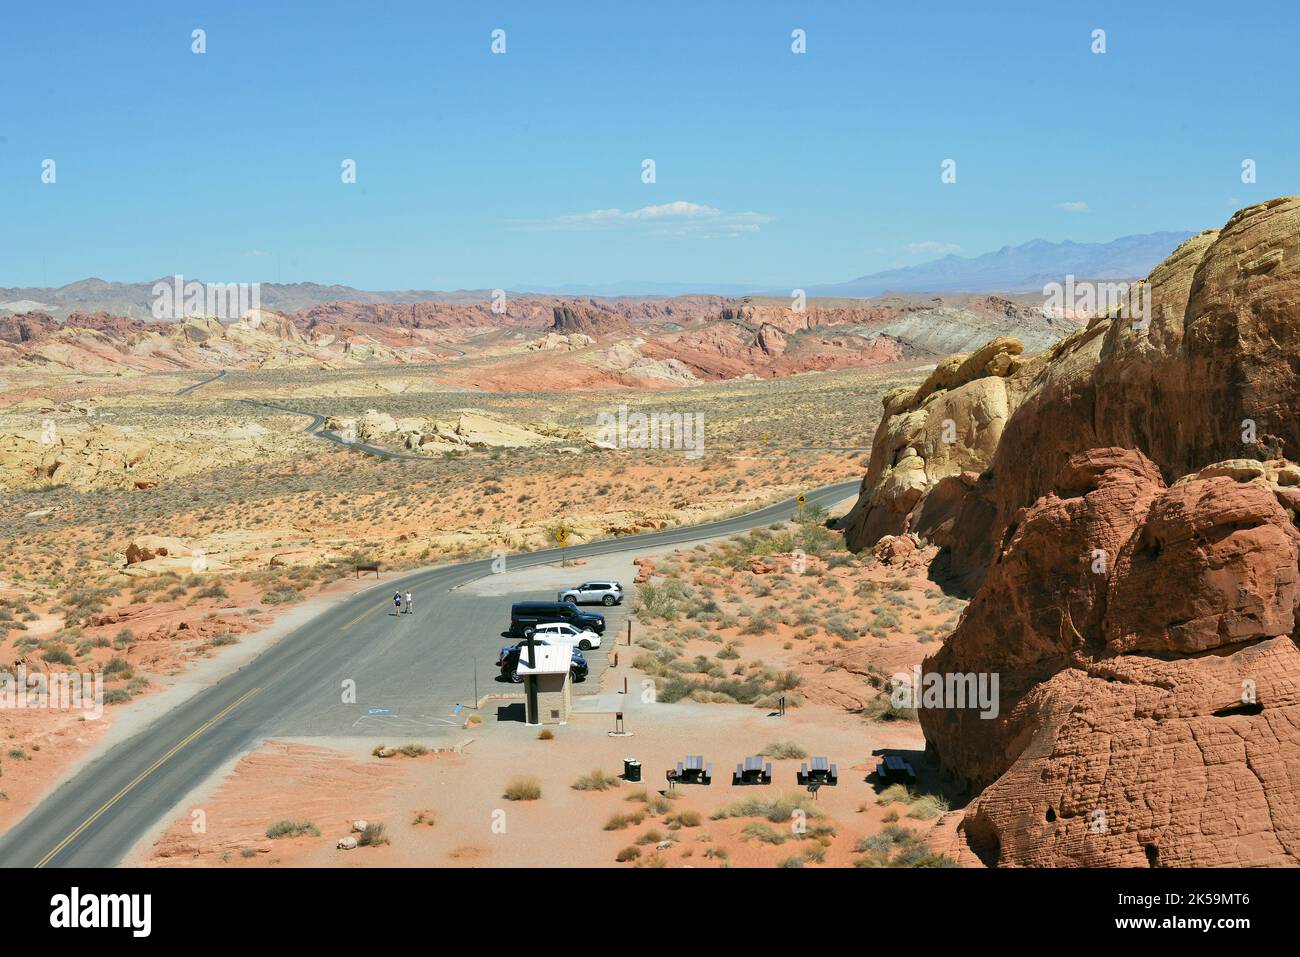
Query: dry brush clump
[
  {"left": 266, "top": 819, "right": 319, "bottom": 839},
  {"left": 503, "top": 775, "right": 542, "bottom": 801}
]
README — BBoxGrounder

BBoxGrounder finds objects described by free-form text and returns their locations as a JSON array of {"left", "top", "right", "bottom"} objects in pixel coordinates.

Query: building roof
[{"left": 515, "top": 645, "right": 571, "bottom": 676}]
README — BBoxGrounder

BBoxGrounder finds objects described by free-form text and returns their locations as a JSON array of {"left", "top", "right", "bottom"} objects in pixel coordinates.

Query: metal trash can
[{"left": 623, "top": 758, "right": 641, "bottom": 782}]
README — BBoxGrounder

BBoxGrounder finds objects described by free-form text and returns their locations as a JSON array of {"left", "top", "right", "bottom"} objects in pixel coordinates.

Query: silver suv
[{"left": 558, "top": 580, "right": 624, "bottom": 606}]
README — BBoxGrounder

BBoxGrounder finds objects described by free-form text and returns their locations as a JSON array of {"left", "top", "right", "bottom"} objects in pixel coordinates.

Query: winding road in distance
[
  {"left": 173, "top": 369, "right": 227, "bottom": 396},
  {"left": 0, "top": 477, "right": 860, "bottom": 868},
  {"left": 239, "top": 399, "right": 444, "bottom": 462}
]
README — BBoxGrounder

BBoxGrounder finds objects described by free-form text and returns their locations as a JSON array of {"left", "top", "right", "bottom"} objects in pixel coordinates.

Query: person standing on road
[
  {"left": 393, "top": 590, "right": 403, "bottom": 615},
  {"left": 405, "top": 590, "right": 413, "bottom": 614}
]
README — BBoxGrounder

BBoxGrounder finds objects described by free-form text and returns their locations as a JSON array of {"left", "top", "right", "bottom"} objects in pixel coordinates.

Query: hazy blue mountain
[
  {"left": 1, "top": 230, "right": 1197, "bottom": 317},
  {"left": 807, "top": 232, "right": 1194, "bottom": 298}
]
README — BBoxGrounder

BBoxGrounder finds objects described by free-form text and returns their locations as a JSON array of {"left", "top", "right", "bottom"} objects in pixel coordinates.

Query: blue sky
[{"left": 2, "top": 0, "right": 1297, "bottom": 291}]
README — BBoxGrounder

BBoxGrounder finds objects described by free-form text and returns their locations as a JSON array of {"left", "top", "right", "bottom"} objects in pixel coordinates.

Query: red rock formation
[
  {"left": 841, "top": 198, "right": 1300, "bottom": 866},
  {"left": 0, "top": 312, "right": 59, "bottom": 343},
  {"left": 849, "top": 197, "right": 1300, "bottom": 593},
  {"left": 551, "top": 303, "right": 634, "bottom": 338},
  {"left": 921, "top": 448, "right": 1300, "bottom": 866}
]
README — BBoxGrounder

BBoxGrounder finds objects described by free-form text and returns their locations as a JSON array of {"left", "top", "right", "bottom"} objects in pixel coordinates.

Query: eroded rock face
[
  {"left": 850, "top": 197, "right": 1300, "bottom": 595},
  {"left": 925, "top": 449, "right": 1300, "bottom": 866},
  {"left": 551, "top": 303, "right": 633, "bottom": 338},
  {"left": 842, "top": 336, "right": 1026, "bottom": 547}
]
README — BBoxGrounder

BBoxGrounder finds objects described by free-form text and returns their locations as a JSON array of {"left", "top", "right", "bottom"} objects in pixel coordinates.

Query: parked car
[
  {"left": 557, "top": 580, "right": 624, "bottom": 606},
  {"left": 496, "top": 640, "right": 588, "bottom": 683},
  {"left": 510, "top": 600, "right": 605, "bottom": 639},
  {"left": 533, "top": 620, "right": 602, "bottom": 651}
]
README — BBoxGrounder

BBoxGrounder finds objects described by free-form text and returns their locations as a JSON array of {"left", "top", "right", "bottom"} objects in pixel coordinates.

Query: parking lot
[{"left": 454, "top": 552, "right": 643, "bottom": 695}]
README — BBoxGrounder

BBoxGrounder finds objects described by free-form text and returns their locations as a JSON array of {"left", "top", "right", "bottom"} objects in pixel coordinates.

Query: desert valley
[
  {"left": 8, "top": 4, "right": 1300, "bottom": 942},
  {"left": 4, "top": 197, "right": 1300, "bottom": 879}
]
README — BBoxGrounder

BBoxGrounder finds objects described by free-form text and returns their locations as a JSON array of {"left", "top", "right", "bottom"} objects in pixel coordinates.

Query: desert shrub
[
  {"left": 741, "top": 821, "right": 789, "bottom": 844},
  {"left": 645, "top": 794, "right": 674, "bottom": 815},
  {"left": 358, "top": 822, "right": 389, "bottom": 847},
  {"left": 615, "top": 846, "right": 641, "bottom": 862},
  {"left": 864, "top": 693, "right": 917, "bottom": 722},
  {"left": 711, "top": 792, "right": 822, "bottom": 823},
  {"left": 604, "top": 811, "right": 645, "bottom": 830},
  {"left": 503, "top": 775, "right": 542, "bottom": 801},
  {"left": 877, "top": 783, "right": 913, "bottom": 806},
  {"left": 634, "top": 580, "right": 693, "bottom": 622},
  {"left": 666, "top": 809, "right": 702, "bottom": 828},
  {"left": 891, "top": 845, "right": 960, "bottom": 867},
  {"left": 759, "top": 740, "right": 808, "bottom": 760},
  {"left": 572, "top": 768, "right": 621, "bottom": 791},
  {"left": 266, "top": 819, "right": 319, "bottom": 839},
  {"left": 906, "top": 794, "right": 949, "bottom": 820},
  {"left": 262, "top": 586, "right": 301, "bottom": 605}
]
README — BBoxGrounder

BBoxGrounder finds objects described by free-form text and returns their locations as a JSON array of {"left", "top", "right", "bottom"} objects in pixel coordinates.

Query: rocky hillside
[
  {"left": 0, "top": 291, "right": 1075, "bottom": 385},
  {"left": 844, "top": 196, "right": 1300, "bottom": 866},
  {"left": 0, "top": 309, "right": 441, "bottom": 373}
]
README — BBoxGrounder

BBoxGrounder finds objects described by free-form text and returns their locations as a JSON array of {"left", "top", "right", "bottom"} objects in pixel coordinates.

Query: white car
[{"left": 533, "top": 620, "right": 603, "bottom": 651}]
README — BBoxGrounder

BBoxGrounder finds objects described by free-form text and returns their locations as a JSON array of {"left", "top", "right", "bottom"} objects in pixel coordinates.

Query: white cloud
[
  {"left": 905, "top": 241, "right": 962, "bottom": 256},
  {"left": 1057, "top": 201, "right": 1089, "bottom": 212},
  {"left": 512, "top": 201, "right": 772, "bottom": 238}
]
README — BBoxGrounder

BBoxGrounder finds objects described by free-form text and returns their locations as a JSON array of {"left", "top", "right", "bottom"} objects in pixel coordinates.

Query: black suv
[{"left": 510, "top": 600, "right": 605, "bottom": 639}]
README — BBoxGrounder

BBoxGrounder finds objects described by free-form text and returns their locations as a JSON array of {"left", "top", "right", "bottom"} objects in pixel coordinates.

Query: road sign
[
  {"left": 555, "top": 528, "right": 568, "bottom": 546},
  {"left": 796, "top": 493, "right": 807, "bottom": 510}
]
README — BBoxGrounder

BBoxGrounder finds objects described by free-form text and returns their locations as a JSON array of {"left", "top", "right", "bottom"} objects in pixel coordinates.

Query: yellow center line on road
[
  {"left": 342, "top": 602, "right": 385, "bottom": 630},
  {"left": 34, "top": 686, "right": 262, "bottom": 869}
]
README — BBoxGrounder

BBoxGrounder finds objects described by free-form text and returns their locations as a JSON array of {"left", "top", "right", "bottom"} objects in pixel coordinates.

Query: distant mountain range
[
  {"left": 0, "top": 231, "right": 1195, "bottom": 318},
  {"left": 806, "top": 231, "right": 1195, "bottom": 298}
]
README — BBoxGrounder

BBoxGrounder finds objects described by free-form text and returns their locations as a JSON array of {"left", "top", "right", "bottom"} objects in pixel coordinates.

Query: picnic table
[
  {"left": 797, "top": 756, "right": 838, "bottom": 786},
  {"left": 668, "top": 754, "right": 712, "bottom": 787},
  {"left": 875, "top": 754, "right": 916, "bottom": 785},
  {"left": 732, "top": 755, "right": 772, "bottom": 786}
]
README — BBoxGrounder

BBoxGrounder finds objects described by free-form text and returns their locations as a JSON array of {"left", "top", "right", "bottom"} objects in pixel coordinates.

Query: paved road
[
  {"left": 174, "top": 369, "right": 227, "bottom": 396},
  {"left": 240, "top": 399, "right": 437, "bottom": 462},
  {"left": 0, "top": 479, "right": 859, "bottom": 868}
]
